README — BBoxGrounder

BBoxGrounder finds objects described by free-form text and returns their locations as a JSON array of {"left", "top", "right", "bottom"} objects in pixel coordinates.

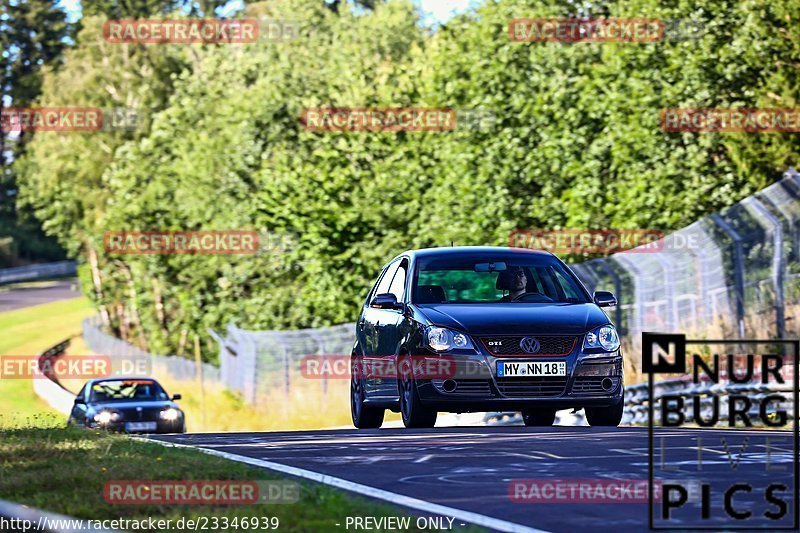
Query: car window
[
  {"left": 388, "top": 260, "right": 408, "bottom": 302},
  {"left": 554, "top": 269, "right": 582, "bottom": 300},
  {"left": 414, "top": 254, "right": 589, "bottom": 304},
  {"left": 90, "top": 379, "right": 169, "bottom": 402},
  {"left": 374, "top": 260, "right": 400, "bottom": 296}
]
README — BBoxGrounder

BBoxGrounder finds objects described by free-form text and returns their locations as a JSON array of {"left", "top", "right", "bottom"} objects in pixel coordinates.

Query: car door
[
  {"left": 359, "top": 260, "right": 400, "bottom": 396},
  {"left": 384, "top": 258, "right": 410, "bottom": 398}
]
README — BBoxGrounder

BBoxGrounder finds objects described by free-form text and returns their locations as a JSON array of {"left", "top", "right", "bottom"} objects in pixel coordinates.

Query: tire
[
  {"left": 521, "top": 408, "right": 556, "bottom": 426},
  {"left": 351, "top": 357, "right": 384, "bottom": 429},
  {"left": 585, "top": 390, "right": 624, "bottom": 427},
  {"left": 398, "top": 356, "right": 437, "bottom": 428}
]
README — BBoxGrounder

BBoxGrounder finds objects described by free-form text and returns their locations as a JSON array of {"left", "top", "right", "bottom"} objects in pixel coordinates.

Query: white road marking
[
  {"left": 609, "top": 448, "right": 648, "bottom": 456},
  {"left": 137, "top": 437, "right": 549, "bottom": 533}
]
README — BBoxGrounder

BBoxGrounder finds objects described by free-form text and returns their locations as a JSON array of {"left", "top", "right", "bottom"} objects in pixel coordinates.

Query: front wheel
[
  {"left": 351, "top": 358, "right": 384, "bottom": 429},
  {"left": 584, "top": 391, "right": 624, "bottom": 427},
  {"left": 521, "top": 408, "right": 556, "bottom": 426},
  {"left": 399, "top": 357, "right": 437, "bottom": 428}
]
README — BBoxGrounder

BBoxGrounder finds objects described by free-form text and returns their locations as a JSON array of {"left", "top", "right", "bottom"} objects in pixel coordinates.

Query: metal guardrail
[
  {"left": 0, "top": 261, "right": 76, "bottom": 285},
  {"left": 621, "top": 378, "right": 795, "bottom": 426},
  {"left": 32, "top": 338, "right": 77, "bottom": 415}
]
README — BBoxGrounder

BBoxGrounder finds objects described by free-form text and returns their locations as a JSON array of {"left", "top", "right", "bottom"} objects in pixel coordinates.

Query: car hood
[{"left": 415, "top": 303, "right": 610, "bottom": 335}]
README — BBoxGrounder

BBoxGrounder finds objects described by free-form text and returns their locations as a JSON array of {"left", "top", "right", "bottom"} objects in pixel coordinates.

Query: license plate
[
  {"left": 497, "top": 361, "right": 566, "bottom": 377},
  {"left": 125, "top": 421, "right": 157, "bottom": 432}
]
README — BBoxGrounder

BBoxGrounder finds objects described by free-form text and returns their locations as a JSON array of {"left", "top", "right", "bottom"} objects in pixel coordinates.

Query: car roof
[
  {"left": 86, "top": 376, "right": 160, "bottom": 385},
  {"left": 391, "top": 246, "right": 554, "bottom": 262}
]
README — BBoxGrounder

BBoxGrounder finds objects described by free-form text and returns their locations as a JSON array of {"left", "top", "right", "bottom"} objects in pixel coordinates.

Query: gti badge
[{"left": 520, "top": 336, "right": 541, "bottom": 354}]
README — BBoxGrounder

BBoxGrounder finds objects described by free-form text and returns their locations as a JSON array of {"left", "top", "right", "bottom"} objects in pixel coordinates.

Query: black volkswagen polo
[
  {"left": 68, "top": 377, "right": 186, "bottom": 433},
  {"left": 351, "top": 246, "right": 624, "bottom": 429}
]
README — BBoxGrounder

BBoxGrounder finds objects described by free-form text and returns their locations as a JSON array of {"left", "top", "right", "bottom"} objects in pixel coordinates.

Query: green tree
[{"left": 0, "top": 0, "right": 73, "bottom": 265}]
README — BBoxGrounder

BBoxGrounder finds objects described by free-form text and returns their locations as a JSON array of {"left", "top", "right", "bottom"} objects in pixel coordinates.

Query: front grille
[
  {"left": 432, "top": 379, "right": 492, "bottom": 396},
  {"left": 572, "top": 376, "right": 621, "bottom": 394},
  {"left": 480, "top": 335, "right": 577, "bottom": 356},
  {"left": 117, "top": 407, "right": 162, "bottom": 421},
  {"left": 496, "top": 377, "right": 567, "bottom": 397}
]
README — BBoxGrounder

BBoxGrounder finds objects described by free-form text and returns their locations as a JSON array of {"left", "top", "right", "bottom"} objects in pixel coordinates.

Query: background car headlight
[
  {"left": 160, "top": 408, "right": 181, "bottom": 421},
  {"left": 583, "top": 325, "right": 620, "bottom": 352},
  {"left": 93, "top": 411, "right": 119, "bottom": 424},
  {"left": 426, "top": 327, "right": 475, "bottom": 352}
]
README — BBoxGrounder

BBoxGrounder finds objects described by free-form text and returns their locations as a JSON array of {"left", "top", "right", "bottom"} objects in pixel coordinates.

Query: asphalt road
[
  {"left": 153, "top": 426, "right": 798, "bottom": 532},
  {"left": 0, "top": 279, "right": 80, "bottom": 312}
]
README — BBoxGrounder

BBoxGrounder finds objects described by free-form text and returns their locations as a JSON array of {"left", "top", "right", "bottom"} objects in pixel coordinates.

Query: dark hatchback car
[
  {"left": 68, "top": 377, "right": 186, "bottom": 433},
  {"left": 351, "top": 246, "right": 623, "bottom": 429}
]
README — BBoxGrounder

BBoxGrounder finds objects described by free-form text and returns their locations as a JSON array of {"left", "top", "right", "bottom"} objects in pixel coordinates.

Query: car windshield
[
  {"left": 89, "top": 379, "right": 169, "bottom": 403},
  {"left": 413, "top": 254, "right": 590, "bottom": 304}
]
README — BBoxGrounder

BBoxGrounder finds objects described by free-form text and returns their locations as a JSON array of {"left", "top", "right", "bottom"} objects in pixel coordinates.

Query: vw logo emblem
[{"left": 520, "top": 337, "right": 541, "bottom": 354}]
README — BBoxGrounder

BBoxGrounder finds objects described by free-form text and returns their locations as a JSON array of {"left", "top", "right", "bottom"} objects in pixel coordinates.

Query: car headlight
[
  {"left": 160, "top": 408, "right": 181, "bottom": 421},
  {"left": 94, "top": 411, "right": 120, "bottom": 424},
  {"left": 583, "top": 325, "right": 620, "bottom": 352},
  {"left": 426, "top": 327, "right": 475, "bottom": 352}
]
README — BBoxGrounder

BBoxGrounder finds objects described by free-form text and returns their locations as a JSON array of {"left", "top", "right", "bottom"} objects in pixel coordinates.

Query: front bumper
[
  {"left": 415, "top": 347, "right": 623, "bottom": 411},
  {"left": 87, "top": 419, "right": 184, "bottom": 434}
]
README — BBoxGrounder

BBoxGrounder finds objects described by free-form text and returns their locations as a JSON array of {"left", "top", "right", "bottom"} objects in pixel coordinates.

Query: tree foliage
[
  {"left": 16, "top": 0, "right": 800, "bottom": 358},
  {"left": 0, "top": 0, "right": 73, "bottom": 265}
]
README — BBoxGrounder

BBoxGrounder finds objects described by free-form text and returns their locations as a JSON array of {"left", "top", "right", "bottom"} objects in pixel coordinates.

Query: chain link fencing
[
  {"left": 571, "top": 168, "right": 800, "bottom": 346},
  {"left": 83, "top": 316, "right": 220, "bottom": 384}
]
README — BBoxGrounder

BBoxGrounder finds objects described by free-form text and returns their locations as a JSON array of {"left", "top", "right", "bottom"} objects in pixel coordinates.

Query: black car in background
[
  {"left": 351, "top": 246, "right": 624, "bottom": 429},
  {"left": 68, "top": 377, "right": 185, "bottom": 434}
]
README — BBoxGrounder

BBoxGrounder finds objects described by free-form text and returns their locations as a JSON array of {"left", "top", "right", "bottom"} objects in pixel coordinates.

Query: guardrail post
[
  {"left": 743, "top": 197, "right": 786, "bottom": 338},
  {"left": 710, "top": 214, "right": 746, "bottom": 338},
  {"left": 612, "top": 254, "right": 645, "bottom": 338}
]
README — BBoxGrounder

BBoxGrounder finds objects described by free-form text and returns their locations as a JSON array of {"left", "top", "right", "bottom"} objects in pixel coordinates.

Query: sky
[
  {"left": 415, "top": 0, "right": 474, "bottom": 25},
  {"left": 56, "top": 0, "right": 475, "bottom": 25}
]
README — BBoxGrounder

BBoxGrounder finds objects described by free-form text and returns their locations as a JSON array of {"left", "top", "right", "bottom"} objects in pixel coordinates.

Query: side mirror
[
  {"left": 370, "top": 292, "right": 403, "bottom": 310},
  {"left": 172, "top": 394, "right": 182, "bottom": 401},
  {"left": 594, "top": 290, "right": 617, "bottom": 308},
  {"left": 73, "top": 397, "right": 85, "bottom": 405}
]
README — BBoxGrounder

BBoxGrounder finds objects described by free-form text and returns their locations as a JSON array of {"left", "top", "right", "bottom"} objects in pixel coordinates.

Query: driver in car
[{"left": 498, "top": 266, "right": 528, "bottom": 301}]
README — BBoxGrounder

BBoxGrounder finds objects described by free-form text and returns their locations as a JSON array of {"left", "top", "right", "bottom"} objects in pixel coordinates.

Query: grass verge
[
  {"left": 0, "top": 424, "right": 482, "bottom": 532},
  {"left": 0, "top": 297, "right": 94, "bottom": 427}
]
